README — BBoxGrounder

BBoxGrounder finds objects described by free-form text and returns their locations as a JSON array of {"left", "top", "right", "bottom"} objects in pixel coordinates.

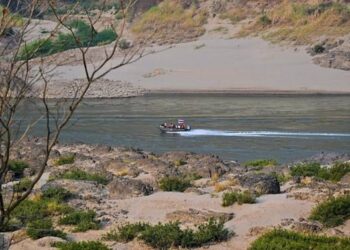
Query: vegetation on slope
[
  {"left": 236, "top": 1, "right": 350, "bottom": 44},
  {"left": 17, "top": 20, "right": 117, "bottom": 60},
  {"left": 103, "top": 219, "right": 231, "bottom": 249},
  {"left": 290, "top": 162, "right": 350, "bottom": 182},
  {"left": 309, "top": 195, "right": 350, "bottom": 227},
  {"left": 132, "top": 0, "right": 207, "bottom": 43},
  {"left": 250, "top": 229, "right": 350, "bottom": 250}
]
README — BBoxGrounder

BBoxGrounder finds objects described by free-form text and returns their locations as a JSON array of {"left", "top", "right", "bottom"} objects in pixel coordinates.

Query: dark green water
[{"left": 21, "top": 94, "right": 350, "bottom": 163}]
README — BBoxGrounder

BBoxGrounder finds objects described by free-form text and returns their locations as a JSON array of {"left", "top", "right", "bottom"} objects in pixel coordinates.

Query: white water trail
[{"left": 172, "top": 129, "right": 350, "bottom": 138}]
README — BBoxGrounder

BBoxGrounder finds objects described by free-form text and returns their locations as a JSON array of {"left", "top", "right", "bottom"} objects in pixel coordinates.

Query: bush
[
  {"left": 11, "top": 196, "right": 73, "bottom": 227},
  {"left": 53, "top": 241, "right": 110, "bottom": 250},
  {"left": 290, "top": 162, "right": 350, "bottom": 182},
  {"left": 59, "top": 169, "right": 108, "bottom": 185},
  {"left": 27, "top": 218, "right": 66, "bottom": 240},
  {"left": 54, "top": 154, "right": 75, "bottom": 166},
  {"left": 104, "top": 219, "right": 231, "bottom": 249},
  {"left": 174, "top": 159, "right": 187, "bottom": 166},
  {"left": 17, "top": 20, "right": 117, "bottom": 60},
  {"left": 222, "top": 191, "right": 256, "bottom": 207},
  {"left": 313, "top": 44, "right": 325, "bottom": 54},
  {"left": 118, "top": 39, "right": 131, "bottom": 50},
  {"left": 102, "top": 222, "right": 150, "bottom": 242},
  {"left": 258, "top": 14, "right": 272, "bottom": 26},
  {"left": 59, "top": 210, "right": 100, "bottom": 232},
  {"left": 249, "top": 229, "right": 350, "bottom": 250},
  {"left": 309, "top": 195, "right": 350, "bottom": 227},
  {"left": 244, "top": 159, "right": 278, "bottom": 168},
  {"left": 158, "top": 176, "right": 191, "bottom": 192},
  {"left": 8, "top": 160, "right": 29, "bottom": 178},
  {"left": 13, "top": 177, "right": 32, "bottom": 193},
  {"left": 42, "top": 187, "right": 73, "bottom": 202}
]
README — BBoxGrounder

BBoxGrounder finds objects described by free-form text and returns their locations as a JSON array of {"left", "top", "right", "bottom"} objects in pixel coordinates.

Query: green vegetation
[
  {"left": 10, "top": 188, "right": 73, "bottom": 236},
  {"left": 54, "top": 154, "right": 75, "bottom": 166},
  {"left": 59, "top": 169, "right": 109, "bottom": 185},
  {"left": 270, "top": 172, "right": 291, "bottom": 184},
  {"left": 249, "top": 229, "right": 350, "bottom": 250},
  {"left": 222, "top": 191, "right": 256, "bottom": 207},
  {"left": 258, "top": 14, "right": 272, "bottom": 26},
  {"left": 17, "top": 20, "right": 117, "bottom": 60},
  {"left": 158, "top": 176, "right": 191, "bottom": 192},
  {"left": 174, "top": 159, "right": 187, "bottom": 166},
  {"left": 103, "top": 219, "right": 231, "bottom": 249},
  {"left": 132, "top": 0, "right": 207, "bottom": 42},
  {"left": 8, "top": 160, "right": 29, "bottom": 178},
  {"left": 313, "top": 44, "right": 326, "bottom": 54},
  {"left": 53, "top": 241, "right": 110, "bottom": 250},
  {"left": 102, "top": 222, "right": 150, "bottom": 242},
  {"left": 27, "top": 218, "right": 66, "bottom": 240},
  {"left": 13, "top": 177, "right": 32, "bottom": 193},
  {"left": 244, "top": 159, "right": 278, "bottom": 169},
  {"left": 59, "top": 210, "right": 100, "bottom": 232},
  {"left": 309, "top": 195, "right": 350, "bottom": 227},
  {"left": 290, "top": 162, "right": 350, "bottom": 182},
  {"left": 42, "top": 187, "right": 73, "bottom": 202}
]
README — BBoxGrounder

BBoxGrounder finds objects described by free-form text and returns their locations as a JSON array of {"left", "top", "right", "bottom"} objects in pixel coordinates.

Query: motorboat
[{"left": 159, "top": 119, "right": 191, "bottom": 133}]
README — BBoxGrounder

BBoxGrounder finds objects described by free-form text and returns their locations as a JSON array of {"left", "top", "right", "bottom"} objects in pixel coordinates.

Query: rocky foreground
[{"left": 2, "top": 139, "right": 350, "bottom": 249}]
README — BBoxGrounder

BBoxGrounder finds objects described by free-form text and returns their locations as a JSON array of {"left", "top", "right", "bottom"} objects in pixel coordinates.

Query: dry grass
[
  {"left": 237, "top": 1, "right": 350, "bottom": 44},
  {"left": 132, "top": 0, "right": 208, "bottom": 43}
]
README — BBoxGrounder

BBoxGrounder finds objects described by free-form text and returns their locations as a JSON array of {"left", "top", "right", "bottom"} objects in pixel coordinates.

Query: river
[{"left": 20, "top": 94, "right": 350, "bottom": 163}]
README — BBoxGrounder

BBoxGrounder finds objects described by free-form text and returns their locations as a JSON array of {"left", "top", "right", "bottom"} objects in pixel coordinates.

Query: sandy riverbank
[{"left": 51, "top": 37, "right": 350, "bottom": 95}]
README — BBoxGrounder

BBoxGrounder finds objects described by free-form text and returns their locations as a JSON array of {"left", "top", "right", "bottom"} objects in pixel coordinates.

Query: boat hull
[{"left": 159, "top": 126, "right": 191, "bottom": 133}]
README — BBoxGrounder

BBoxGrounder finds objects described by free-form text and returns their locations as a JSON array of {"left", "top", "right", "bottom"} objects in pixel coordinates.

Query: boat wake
[{"left": 172, "top": 129, "right": 350, "bottom": 138}]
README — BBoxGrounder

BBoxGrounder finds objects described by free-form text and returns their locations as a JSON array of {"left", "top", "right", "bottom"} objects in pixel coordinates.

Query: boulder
[
  {"left": 36, "top": 236, "right": 66, "bottom": 247},
  {"left": 108, "top": 177, "right": 153, "bottom": 199},
  {"left": 237, "top": 173, "right": 280, "bottom": 194},
  {"left": 166, "top": 208, "right": 234, "bottom": 225}
]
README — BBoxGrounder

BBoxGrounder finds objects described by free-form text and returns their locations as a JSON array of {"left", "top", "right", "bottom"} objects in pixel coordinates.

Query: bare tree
[{"left": 0, "top": 0, "right": 147, "bottom": 231}]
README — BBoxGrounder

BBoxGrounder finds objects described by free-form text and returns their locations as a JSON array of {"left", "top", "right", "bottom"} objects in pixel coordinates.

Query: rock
[
  {"left": 340, "top": 173, "right": 350, "bottom": 184},
  {"left": 237, "top": 173, "right": 280, "bottom": 194},
  {"left": 108, "top": 177, "right": 153, "bottom": 199},
  {"left": 36, "top": 236, "right": 66, "bottom": 247},
  {"left": 247, "top": 226, "right": 269, "bottom": 237},
  {"left": 166, "top": 208, "right": 234, "bottom": 225},
  {"left": 291, "top": 221, "right": 323, "bottom": 233},
  {"left": 0, "top": 233, "right": 10, "bottom": 250},
  {"left": 42, "top": 179, "right": 109, "bottom": 201}
]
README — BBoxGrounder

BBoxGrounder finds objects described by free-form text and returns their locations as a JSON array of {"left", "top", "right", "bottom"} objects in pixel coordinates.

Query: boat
[{"left": 159, "top": 119, "right": 191, "bottom": 133}]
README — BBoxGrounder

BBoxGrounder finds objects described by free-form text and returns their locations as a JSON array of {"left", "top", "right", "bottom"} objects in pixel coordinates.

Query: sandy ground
[
  {"left": 52, "top": 36, "right": 350, "bottom": 94},
  {"left": 10, "top": 191, "right": 314, "bottom": 250}
]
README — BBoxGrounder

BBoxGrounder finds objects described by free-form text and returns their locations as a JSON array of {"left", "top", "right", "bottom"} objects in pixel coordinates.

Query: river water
[{"left": 21, "top": 94, "right": 350, "bottom": 163}]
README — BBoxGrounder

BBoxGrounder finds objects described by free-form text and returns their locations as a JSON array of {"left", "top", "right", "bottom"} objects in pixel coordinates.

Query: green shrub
[
  {"left": 11, "top": 196, "right": 73, "bottom": 227},
  {"left": 222, "top": 191, "right": 256, "bottom": 207},
  {"left": 13, "top": 177, "right": 32, "bottom": 193},
  {"left": 258, "top": 14, "right": 272, "bottom": 26},
  {"left": 309, "top": 195, "right": 350, "bottom": 227},
  {"left": 53, "top": 241, "right": 110, "bottom": 250},
  {"left": 12, "top": 199, "right": 48, "bottom": 226},
  {"left": 8, "top": 160, "right": 29, "bottom": 177},
  {"left": 118, "top": 39, "right": 131, "bottom": 50},
  {"left": 27, "top": 218, "right": 66, "bottom": 240},
  {"left": 158, "top": 176, "right": 191, "bottom": 192},
  {"left": 59, "top": 169, "right": 108, "bottom": 185},
  {"left": 17, "top": 20, "right": 117, "bottom": 60},
  {"left": 249, "top": 229, "right": 350, "bottom": 250},
  {"left": 54, "top": 154, "right": 75, "bottom": 166},
  {"left": 59, "top": 210, "right": 100, "bottom": 232},
  {"left": 42, "top": 187, "right": 72, "bottom": 202},
  {"left": 270, "top": 172, "right": 291, "bottom": 184},
  {"left": 244, "top": 159, "right": 278, "bottom": 168},
  {"left": 313, "top": 44, "right": 325, "bottom": 54},
  {"left": 290, "top": 162, "right": 350, "bottom": 182},
  {"left": 102, "top": 222, "right": 150, "bottom": 242},
  {"left": 174, "top": 159, "right": 187, "bottom": 166},
  {"left": 105, "top": 219, "right": 231, "bottom": 248}
]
